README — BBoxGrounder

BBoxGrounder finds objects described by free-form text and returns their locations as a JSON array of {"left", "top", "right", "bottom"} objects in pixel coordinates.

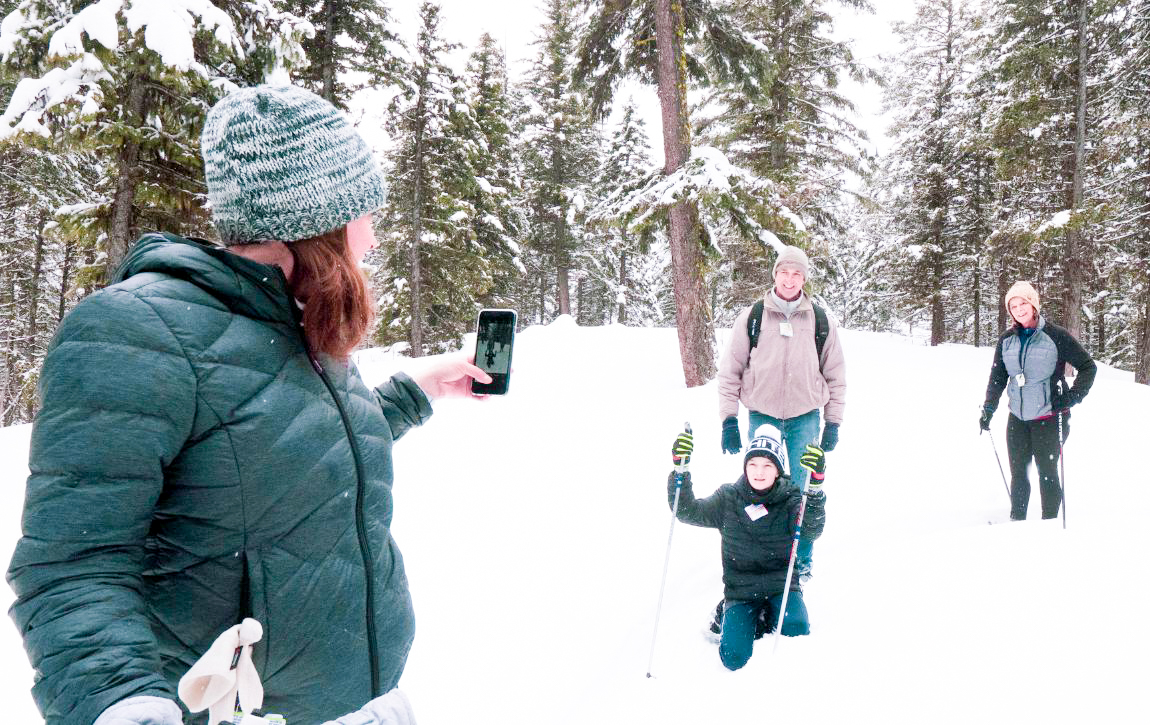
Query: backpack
[{"left": 746, "top": 298, "right": 829, "bottom": 371}]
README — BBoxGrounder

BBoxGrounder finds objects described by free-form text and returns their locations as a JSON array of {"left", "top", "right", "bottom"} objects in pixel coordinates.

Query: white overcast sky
[{"left": 380, "top": 0, "right": 919, "bottom": 161}]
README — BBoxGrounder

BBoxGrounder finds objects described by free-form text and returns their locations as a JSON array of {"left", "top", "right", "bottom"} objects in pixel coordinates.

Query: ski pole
[
  {"left": 646, "top": 422, "right": 691, "bottom": 679},
  {"left": 1057, "top": 382, "right": 1067, "bottom": 530},
  {"left": 985, "top": 430, "right": 1011, "bottom": 501},
  {"left": 772, "top": 482, "right": 810, "bottom": 654}
]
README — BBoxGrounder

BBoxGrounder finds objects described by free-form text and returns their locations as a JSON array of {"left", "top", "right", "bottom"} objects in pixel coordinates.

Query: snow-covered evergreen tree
[
  {"left": 464, "top": 32, "right": 525, "bottom": 310},
  {"left": 699, "top": 0, "right": 877, "bottom": 282},
  {"left": 516, "top": 0, "right": 599, "bottom": 324},
  {"left": 981, "top": 0, "right": 1106, "bottom": 338},
  {"left": 882, "top": 0, "right": 980, "bottom": 345},
  {"left": 281, "top": 0, "right": 404, "bottom": 104},
  {"left": 0, "top": 0, "right": 311, "bottom": 281},
  {"left": 583, "top": 98, "right": 668, "bottom": 325},
  {"left": 374, "top": 1, "right": 499, "bottom": 355}
]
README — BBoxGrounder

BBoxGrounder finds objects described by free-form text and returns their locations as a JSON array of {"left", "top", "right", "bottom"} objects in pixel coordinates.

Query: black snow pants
[{"left": 1006, "top": 412, "right": 1067, "bottom": 520}]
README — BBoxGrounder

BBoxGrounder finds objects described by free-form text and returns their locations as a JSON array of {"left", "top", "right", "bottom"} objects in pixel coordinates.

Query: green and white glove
[
  {"left": 799, "top": 444, "right": 826, "bottom": 494},
  {"left": 671, "top": 430, "right": 694, "bottom": 466}
]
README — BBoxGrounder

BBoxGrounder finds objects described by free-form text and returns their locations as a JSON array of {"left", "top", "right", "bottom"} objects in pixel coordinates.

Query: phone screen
[{"left": 472, "top": 309, "right": 516, "bottom": 395}]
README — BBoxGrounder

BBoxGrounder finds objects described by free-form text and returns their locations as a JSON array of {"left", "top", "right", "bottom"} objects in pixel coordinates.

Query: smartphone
[{"left": 472, "top": 309, "right": 516, "bottom": 395}]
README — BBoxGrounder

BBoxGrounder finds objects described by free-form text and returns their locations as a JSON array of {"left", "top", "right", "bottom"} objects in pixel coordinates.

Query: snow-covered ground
[{"left": 2, "top": 320, "right": 1147, "bottom": 724}]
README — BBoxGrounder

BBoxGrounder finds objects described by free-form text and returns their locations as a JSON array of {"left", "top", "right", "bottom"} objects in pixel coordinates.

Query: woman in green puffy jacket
[{"left": 7, "top": 85, "right": 490, "bottom": 725}]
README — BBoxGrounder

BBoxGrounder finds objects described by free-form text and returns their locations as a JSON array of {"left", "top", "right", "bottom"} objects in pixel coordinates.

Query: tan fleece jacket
[{"left": 717, "top": 293, "right": 846, "bottom": 424}]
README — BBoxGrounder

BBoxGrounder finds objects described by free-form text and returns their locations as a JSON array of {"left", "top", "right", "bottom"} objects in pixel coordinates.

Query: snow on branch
[
  {"left": 1033, "top": 209, "right": 1072, "bottom": 236},
  {"left": 0, "top": 54, "right": 110, "bottom": 139},
  {"left": 590, "top": 145, "right": 803, "bottom": 249}
]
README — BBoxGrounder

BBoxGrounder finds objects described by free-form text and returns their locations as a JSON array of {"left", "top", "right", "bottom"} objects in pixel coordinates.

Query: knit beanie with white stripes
[{"left": 201, "top": 84, "right": 388, "bottom": 245}]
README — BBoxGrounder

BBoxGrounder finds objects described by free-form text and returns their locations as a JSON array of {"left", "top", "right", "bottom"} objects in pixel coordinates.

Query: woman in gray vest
[{"left": 979, "top": 281, "right": 1096, "bottom": 520}]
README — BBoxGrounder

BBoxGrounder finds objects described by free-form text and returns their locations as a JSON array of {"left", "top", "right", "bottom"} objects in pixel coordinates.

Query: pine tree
[
  {"left": 584, "top": 98, "right": 665, "bottom": 325},
  {"left": 1090, "top": 0, "right": 1149, "bottom": 382},
  {"left": 983, "top": 0, "right": 1105, "bottom": 339},
  {"left": 0, "top": 0, "right": 311, "bottom": 283},
  {"left": 281, "top": 0, "right": 404, "bottom": 104},
  {"left": 883, "top": 0, "right": 979, "bottom": 345},
  {"left": 464, "top": 32, "right": 524, "bottom": 309},
  {"left": 375, "top": 1, "right": 496, "bottom": 355},
  {"left": 700, "top": 0, "right": 876, "bottom": 239},
  {"left": 517, "top": 0, "right": 600, "bottom": 324},
  {"left": 575, "top": 0, "right": 777, "bottom": 386}
]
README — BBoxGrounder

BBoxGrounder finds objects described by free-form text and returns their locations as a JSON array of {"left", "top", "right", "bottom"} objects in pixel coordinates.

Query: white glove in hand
[
  {"left": 93, "top": 695, "right": 184, "bottom": 725},
  {"left": 321, "top": 688, "right": 417, "bottom": 725}
]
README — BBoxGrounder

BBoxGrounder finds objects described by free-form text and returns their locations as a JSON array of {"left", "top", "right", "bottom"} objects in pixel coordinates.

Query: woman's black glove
[{"left": 979, "top": 404, "right": 994, "bottom": 432}]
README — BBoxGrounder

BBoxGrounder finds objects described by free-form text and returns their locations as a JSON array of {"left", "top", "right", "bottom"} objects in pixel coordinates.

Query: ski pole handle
[{"left": 672, "top": 422, "right": 693, "bottom": 478}]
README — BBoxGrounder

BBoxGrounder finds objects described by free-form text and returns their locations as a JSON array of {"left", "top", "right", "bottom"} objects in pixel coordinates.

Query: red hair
[{"left": 288, "top": 227, "right": 375, "bottom": 360}]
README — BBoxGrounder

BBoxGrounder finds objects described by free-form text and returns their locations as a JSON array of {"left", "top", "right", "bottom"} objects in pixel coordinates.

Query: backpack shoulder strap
[
  {"left": 747, "top": 299, "right": 765, "bottom": 353},
  {"left": 812, "top": 301, "right": 829, "bottom": 367}
]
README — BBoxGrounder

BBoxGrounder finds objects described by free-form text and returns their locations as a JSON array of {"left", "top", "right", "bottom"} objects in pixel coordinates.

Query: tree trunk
[
  {"left": 972, "top": 156, "right": 983, "bottom": 348},
  {"left": 321, "top": 0, "right": 338, "bottom": 101},
  {"left": 1138, "top": 293, "right": 1150, "bottom": 385},
  {"left": 997, "top": 260, "right": 1010, "bottom": 332},
  {"left": 574, "top": 275, "right": 584, "bottom": 323},
  {"left": 105, "top": 71, "right": 148, "bottom": 285},
  {"left": 617, "top": 247, "right": 628, "bottom": 324},
  {"left": 58, "top": 236, "right": 75, "bottom": 323},
  {"left": 552, "top": 113, "right": 572, "bottom": 316},
  {"left": 24, "top": 217, "right": 45, "bottom": 419},
  {"left": 1, "top": 270, "right": 15, "bottom": 426},
  {"left": 409, "top": 88, "right": 428, "bottom": 356},
  {"left": 537, "top": 268, "right": 547, "bottom": 323},
  {"left": 653, "top": 0, "right": 715, "bottom": 387},
  {"left": 556, "top": 229, "right": 571, "bottom": 316},
  {"left": 1062, "top": 0, "right": 1089, "bottom": 338}
]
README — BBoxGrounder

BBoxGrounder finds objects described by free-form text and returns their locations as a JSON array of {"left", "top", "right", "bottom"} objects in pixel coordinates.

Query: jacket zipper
[{"left": 311, "top": 353, "right": 382, "bottom": 698}]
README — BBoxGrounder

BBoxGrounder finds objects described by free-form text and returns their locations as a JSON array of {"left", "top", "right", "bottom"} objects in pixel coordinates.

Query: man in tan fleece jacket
[{"left": 716, "top": 245, "right": 846, "bottom": 580}]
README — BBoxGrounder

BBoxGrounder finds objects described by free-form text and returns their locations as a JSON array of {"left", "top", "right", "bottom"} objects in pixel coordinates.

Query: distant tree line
[{"left": 1, "top": 0, "right": 1146, "bottom": 424}]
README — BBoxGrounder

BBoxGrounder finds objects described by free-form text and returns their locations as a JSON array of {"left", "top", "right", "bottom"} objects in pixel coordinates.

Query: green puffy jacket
[{"left": 7, "top": 233, "right": 433, "bottom": 724}]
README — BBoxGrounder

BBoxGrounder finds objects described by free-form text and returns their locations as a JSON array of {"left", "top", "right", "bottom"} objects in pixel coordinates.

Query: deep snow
[{"left": 2, "top": 320, "right": 1147, "bottom": 724}]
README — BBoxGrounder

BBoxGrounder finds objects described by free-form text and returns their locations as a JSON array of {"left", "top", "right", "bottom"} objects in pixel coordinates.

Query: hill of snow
[{"left": 2, "top": 320, "right": 1147, "bottom": 724}]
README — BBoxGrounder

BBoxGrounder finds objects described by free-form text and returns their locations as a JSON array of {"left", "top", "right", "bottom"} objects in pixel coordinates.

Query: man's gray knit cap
[{"left": 201, "top": 84, "right": 387, "bottom": 245}]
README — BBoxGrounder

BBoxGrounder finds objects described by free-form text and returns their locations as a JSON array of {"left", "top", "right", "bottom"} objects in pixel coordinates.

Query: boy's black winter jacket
[{"left": 667, "top": 471, "right": 825, "bottom": 601}]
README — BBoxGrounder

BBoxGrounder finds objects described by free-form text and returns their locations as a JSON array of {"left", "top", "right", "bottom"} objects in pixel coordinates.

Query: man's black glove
[
  {"left": 721, "top": 416, "right": 741, "bottom": 454},
  {"left": 979, "top": 404, "right": 994, "bottom": 432},
  {"left": 820, "top": 422, "right": 839, "bottom": 452}
]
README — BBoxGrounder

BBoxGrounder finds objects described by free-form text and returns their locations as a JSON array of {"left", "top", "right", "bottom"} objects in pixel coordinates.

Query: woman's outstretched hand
[{"left": 407, "top": 352, "right": 492, "bottom": 400}]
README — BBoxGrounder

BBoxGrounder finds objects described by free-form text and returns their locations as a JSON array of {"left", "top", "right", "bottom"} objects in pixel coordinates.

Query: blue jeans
[
  {"left": 719, "top": 593, "right": 810, "bottom": 670},
  {"left": 748, "top": 409, "right": 821, "bottom": 574}
]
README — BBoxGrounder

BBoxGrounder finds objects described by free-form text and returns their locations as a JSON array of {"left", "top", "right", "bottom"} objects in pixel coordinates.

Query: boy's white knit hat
[{"left": 745, "top": 424, "right": 786, "bottom": 475}]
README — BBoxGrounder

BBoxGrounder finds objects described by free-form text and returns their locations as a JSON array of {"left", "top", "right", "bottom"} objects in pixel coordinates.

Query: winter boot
[{"left": 705, "top": 600, "right": 724, "bottom": 644}]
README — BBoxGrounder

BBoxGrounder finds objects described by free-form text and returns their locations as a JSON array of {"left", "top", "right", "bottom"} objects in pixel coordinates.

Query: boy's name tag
[
  {"left": 779, "top": 321, "right": 794, "bottom": 337},
  {"left": 745, "top": 503, "right": 768, "bottom": 521}
]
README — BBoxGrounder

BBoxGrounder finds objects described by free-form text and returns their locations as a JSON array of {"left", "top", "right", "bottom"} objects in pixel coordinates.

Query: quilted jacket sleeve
[
  {"left": 800, "top": 490, "right": 826, "bottom": 541},
  {"left": 669, "top": 472, "right": 725, "bottom": 529},
  {"left": 373, "top": 372, "right": 433, "bottom": 441},
  {"left": 6, "top": 288, "right": 196, "bottom": 725}
]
